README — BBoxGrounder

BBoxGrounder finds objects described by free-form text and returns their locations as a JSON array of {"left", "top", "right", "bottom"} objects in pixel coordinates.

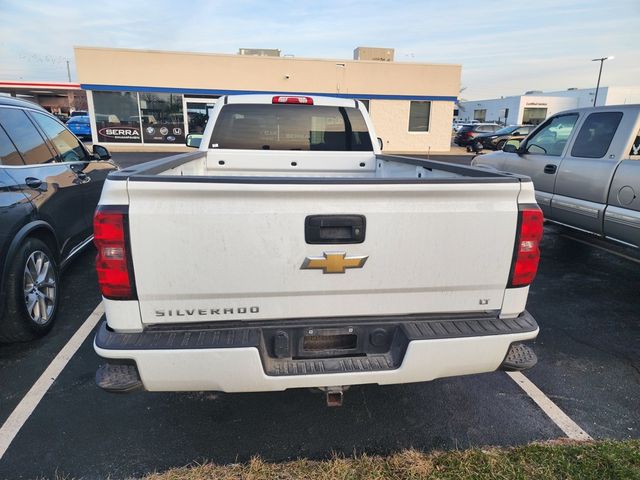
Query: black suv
[
  {"left": 475, "top": 124, "right": 535, "bottom": 151},
  {"left": 454, "top": 123, "right": 502, "bottom": 146},
  {"left": 0, "top": 97, "right": 116, "bottom": 341}
]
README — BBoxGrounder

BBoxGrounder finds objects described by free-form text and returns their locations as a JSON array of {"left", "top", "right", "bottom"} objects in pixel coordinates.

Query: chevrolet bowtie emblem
[{"left": 301, "top": 252, "right": 368, "bottom": 274}]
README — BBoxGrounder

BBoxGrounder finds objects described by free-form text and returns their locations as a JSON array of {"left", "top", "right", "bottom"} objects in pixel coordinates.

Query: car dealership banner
[{"left": 97, "top": 124, "right": 142, "bottom": 143}]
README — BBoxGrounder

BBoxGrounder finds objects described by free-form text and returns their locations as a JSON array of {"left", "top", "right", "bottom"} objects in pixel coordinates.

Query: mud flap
[
  {"left": 500, "top": 343, "right": 537, "bottom": 371},
  {"left": 96, "top": 363, "right": 143, "bottom": 393}
]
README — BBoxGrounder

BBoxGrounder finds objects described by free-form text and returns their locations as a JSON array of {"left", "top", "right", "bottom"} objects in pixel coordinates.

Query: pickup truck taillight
[
  {"left": 508, "top": 205, "right": 544, "bottom": 288},
  {"left": 94, "top": 206, "right": 136, "bottom": 300},
  {"left": 272, "top": 96, "right": 313, "bottom": 105}
]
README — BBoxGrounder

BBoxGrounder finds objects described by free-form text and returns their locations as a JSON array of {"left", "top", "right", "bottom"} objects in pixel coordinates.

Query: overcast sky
[{"left": 1, "top": 0, "right": 638, "bottom": 100}]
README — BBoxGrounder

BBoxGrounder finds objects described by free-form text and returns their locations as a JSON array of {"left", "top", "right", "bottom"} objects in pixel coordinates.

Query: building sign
[
  {"left": 97, "top": 124, "right": 141, "bottom": 143},
  {"left": 525, "top": 102, "right": 548, "bottom": 106},
  {"left": 142, "top": 123, "right": 185, "bottom": 144}
]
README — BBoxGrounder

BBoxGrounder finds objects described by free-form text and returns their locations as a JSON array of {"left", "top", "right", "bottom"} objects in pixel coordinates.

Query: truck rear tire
[{"left": 0, "top": 238, "right": 60, "bottom": 342}]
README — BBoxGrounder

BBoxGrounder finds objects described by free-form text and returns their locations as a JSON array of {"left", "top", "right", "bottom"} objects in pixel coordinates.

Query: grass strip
[{"left": 143, "top": 439, "right": 640, "bottom": 480}]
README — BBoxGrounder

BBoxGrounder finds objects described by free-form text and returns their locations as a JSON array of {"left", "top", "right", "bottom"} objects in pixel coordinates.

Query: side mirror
[
  {"left": 92, "top": 144, "right": 111, "bottom": 160},
  {"left": 503, "top": 139, "right": 522, "bottom": 153},
  {"left": 186, "top": 134, "right": 203, "bottom": 148},
  {"left": 377, "top": 137, "right": 383, "bottom": 151}
]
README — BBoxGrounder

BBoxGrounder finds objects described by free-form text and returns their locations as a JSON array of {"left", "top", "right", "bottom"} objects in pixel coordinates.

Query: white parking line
[
  {"left": 507, "top": 371, "right": 592, "bottom": 441},
  {"left": 0, "top": 303, "right": 104, "bottom": 461}
]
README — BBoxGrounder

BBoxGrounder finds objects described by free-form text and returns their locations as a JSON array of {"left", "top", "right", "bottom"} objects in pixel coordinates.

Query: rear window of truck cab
[
  {"left": 210, "top": 104, "right": 373, "bottom": 151},
  {"left": 570, "top": 111, "right": 623, "bottom": 159}
]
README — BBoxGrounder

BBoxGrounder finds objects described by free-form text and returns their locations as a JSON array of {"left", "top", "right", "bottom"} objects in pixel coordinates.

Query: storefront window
[
  {"left": 408, "top": 101, "right": 430, "bottom": 132},
  {"left": 138, "top": 93, "right": 185, "bottom": 144},
  {"left": 522, "top": 107, "right": 548, "bottom": 125},
  {"left": 93, "top": 91, "right": 142, "bottom": 143},
  {"left": 473, "top": 109, "right": 486, "bottom": 122},
  {"left": 186, "top": 101, "right": 215, "bottom": 134}
]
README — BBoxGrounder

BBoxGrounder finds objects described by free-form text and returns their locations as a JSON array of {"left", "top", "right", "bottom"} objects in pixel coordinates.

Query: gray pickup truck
[{"left": 473, "top": 105, "right": 640, "bottom": 248}]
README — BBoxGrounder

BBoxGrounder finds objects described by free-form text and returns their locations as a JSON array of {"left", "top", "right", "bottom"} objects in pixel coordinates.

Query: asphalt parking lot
[{"left": 0, "top": 153, "right": 638, "bottom": 479}]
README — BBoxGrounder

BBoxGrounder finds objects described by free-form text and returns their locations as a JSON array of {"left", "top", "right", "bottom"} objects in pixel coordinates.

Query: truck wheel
[
  {"left": 496, "top": 140, "right": 506, "bottom": 150},
  {"left": 0, "top": 238, "right": 60, "bottom": 342}
]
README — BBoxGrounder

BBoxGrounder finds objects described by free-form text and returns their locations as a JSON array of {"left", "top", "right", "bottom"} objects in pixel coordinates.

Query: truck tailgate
[{"left": 126, "top": 180, "right": 520, "bottom": 324}]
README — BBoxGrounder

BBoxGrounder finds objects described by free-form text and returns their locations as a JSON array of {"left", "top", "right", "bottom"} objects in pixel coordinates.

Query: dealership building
[
  {"left": 74, "top": 46, "right": 460, "bottom": 153},
  {"left": 455, "top": 86, "right": 640, "bottom": 126}
]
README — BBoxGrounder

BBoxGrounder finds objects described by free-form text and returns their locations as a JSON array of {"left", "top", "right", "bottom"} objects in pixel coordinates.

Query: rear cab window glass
[
  {"left": 210, "top": 104, "right": 373, "bottom": 151},
  {"left": 571, "top": 112, "right": 623, "bottom": 159},
  {"left": 0, "top": 126, "right": 24, "bottom": 166},
  {"left": 31, "top": 112, "right": 88, "bottom": 162},
  {"left": 0, "top": 107, "right": 55, "bottom": 165}
]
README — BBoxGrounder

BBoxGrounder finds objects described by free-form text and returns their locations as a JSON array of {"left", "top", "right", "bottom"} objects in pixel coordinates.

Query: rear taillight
[
  {"left": 93, "top": 206, "right": 136, "bottom": 300},
  {"left": 508, "top": 205, "right": 544, "bottom": 288},
  {"left": 272, "top": 96, "right": 313, "bottom": 105},
  {"left": 465, "top": 131, "right": 474, "bottom": 137}
]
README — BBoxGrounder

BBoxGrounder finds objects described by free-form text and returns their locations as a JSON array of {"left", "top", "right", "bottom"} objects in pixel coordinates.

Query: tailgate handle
[{"left": 305, "top": 215, "right": 366, "bottom": 244}]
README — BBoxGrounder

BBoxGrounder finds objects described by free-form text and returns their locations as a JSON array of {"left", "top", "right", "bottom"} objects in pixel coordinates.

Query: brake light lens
[
  {"left": 465, "top": 131, "right": 474, "bottom": 137},
  {"left": 94, "top": 206, "right": 136, "bottom": 299},
  {"left": 272, "top": 96, "right": 313, "bottom": 105},
  {"left": 509, "top": 205, "right": 544, "bottom": 287}
]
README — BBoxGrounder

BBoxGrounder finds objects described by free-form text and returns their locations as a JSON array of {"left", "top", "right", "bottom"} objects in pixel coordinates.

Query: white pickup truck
[{"left": 93, "top": 94, "right": 543, "bottom": 405}]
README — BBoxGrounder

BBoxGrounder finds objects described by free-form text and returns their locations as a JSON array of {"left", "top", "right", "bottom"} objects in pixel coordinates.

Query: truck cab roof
[{"left": 555, "top": 104, "right": 640, "bottom": 116}]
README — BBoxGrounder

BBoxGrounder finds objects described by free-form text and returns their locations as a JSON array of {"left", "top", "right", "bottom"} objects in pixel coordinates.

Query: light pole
[{"left": 591, "top": 56, "right": 614, "bottom": 106}]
